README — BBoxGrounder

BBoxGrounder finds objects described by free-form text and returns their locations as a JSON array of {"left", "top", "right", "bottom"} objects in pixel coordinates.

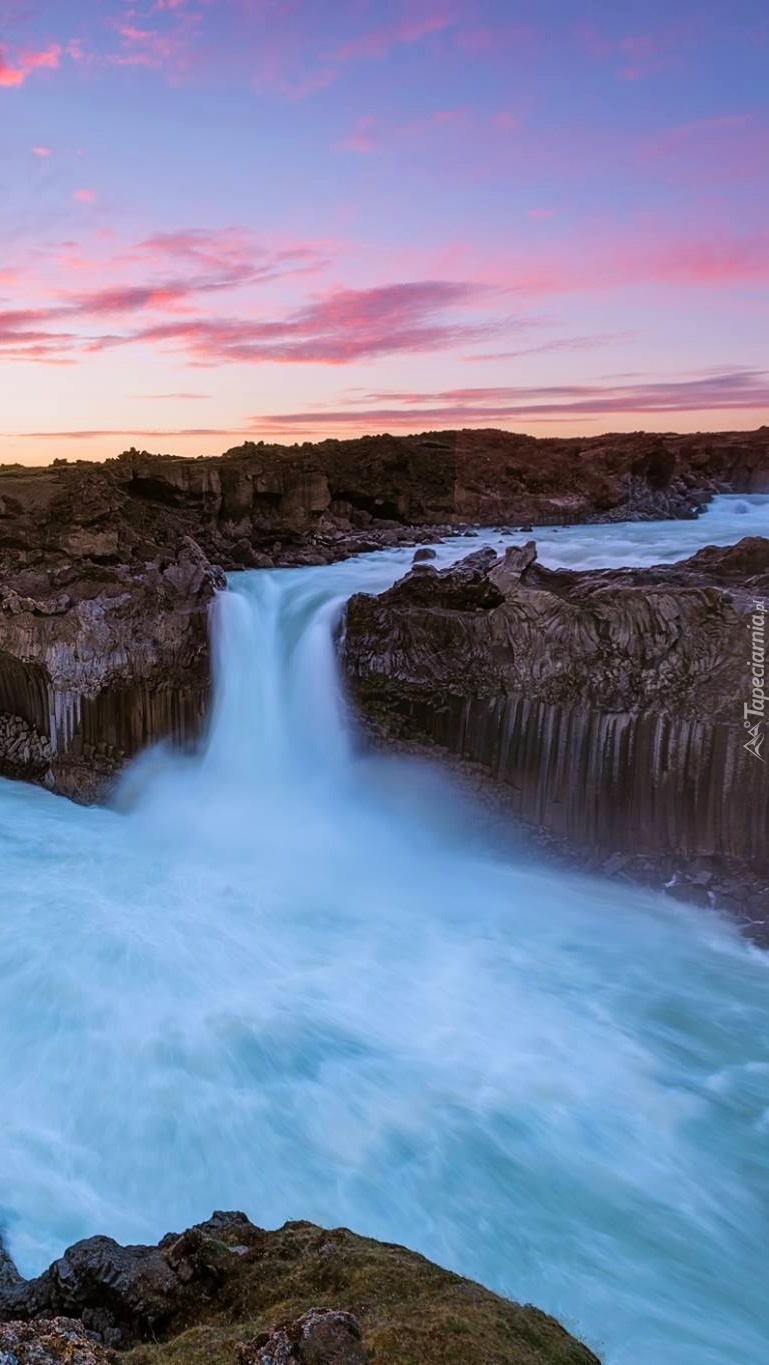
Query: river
[{"left": 0, "top": 494, "right": 767, "bottom": 1363}]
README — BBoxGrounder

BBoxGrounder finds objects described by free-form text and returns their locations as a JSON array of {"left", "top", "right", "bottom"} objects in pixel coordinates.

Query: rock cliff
[
  {"left": 342, "top": 536, "right": 769, "bottom": 926},
  {"left": 0, "top": 1212, "right": 600, "bottom": 1365},
  {"left": 1, "top": 427, "right": 767, "bottom": 801},
  {"left": 5, "top": 426, "right": 769, "bottom": 570},
  {"left": 0, "top": 464, "right": 224, "bottom": 800}
]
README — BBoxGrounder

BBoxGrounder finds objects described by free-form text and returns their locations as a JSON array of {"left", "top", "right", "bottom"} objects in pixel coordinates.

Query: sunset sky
[{"left": 1, "top": 0, "right": 767, "bottom": 464}]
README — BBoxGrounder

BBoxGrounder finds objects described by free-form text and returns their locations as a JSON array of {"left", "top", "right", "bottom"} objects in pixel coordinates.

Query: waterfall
[{"left": 0, "top": 496, "right": 767, "bottom": 1365}]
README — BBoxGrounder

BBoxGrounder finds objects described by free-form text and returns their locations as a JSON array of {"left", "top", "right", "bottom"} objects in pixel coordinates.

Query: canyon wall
[
  {"left": 1, "top": 426, "right": 767, "bottom": 801},
  {"left": 0, "top": 461, "right": 223, "bottom": 798},
  {"left": 342, "top": 538, "right": 769, "bottom": 886}
]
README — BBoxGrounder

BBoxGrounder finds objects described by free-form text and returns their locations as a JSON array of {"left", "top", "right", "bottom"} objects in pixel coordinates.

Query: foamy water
[{"left": 0, "top": 496, "right": 767, "bottom": 1364}]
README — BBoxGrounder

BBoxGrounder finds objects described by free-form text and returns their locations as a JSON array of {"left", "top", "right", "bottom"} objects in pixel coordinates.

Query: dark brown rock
[
  {"left": 241, "top": 1309, "right": 369, "bottom": 1365},
  {"left": 1, "top": 426, "right": 766, "bottom": 800},
  {"left": 343, "top": 537, "right": 769, "bottom": 893},
  {"left": 0, "top": 536, "right": 224, "bottom": 801}
]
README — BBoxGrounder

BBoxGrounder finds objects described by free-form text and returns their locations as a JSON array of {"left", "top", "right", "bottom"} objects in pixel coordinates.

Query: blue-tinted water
[{"left": 0, "top": 496, "right": 767, "bottom": 1364}]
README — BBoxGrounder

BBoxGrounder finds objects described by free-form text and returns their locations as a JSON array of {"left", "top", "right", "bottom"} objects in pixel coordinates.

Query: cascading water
[{"left": 0, "top": 495, "right": 768, "bottom": 1365}]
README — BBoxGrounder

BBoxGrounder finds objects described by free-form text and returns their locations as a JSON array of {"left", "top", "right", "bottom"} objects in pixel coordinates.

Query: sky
[{"left": 0, "top": 0, "right": 768, "bottom": 464}]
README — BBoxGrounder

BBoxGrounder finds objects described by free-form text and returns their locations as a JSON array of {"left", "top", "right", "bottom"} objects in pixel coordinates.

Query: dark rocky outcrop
[
  {"left": 5, "top": 426, "right": 769, "bottom": 571},
  {"left": 0, "top": 464, "right": 224, "bottom": 800},
  {"left": 0, "top": 1213, "right": 600, "bottom": 1365},
  {"left": 342, "top": 536, "right": 769, "bottom": 928},
  {"left": 1, "top": 427, "right": 767, "bottom": 800}
]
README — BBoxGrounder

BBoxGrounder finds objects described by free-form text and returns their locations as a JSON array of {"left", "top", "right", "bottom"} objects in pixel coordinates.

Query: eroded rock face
[
  {"left": 117, "top": 427, "right": 769, "bottom": 551},
  {"left": 1, "top": 428, "right": 766, "bottom": 800},
  {"left": 342, "top": 537, "right": 769, "bottom": 902},
  {"left": 0, "top": 1214, "right": 600, "bottom": 1365},
  {"left": 0, "top": 462, "right": 224, "bottom": 799}
]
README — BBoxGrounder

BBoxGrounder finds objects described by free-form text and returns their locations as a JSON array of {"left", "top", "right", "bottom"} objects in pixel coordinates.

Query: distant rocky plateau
[
  {"left": 0, "top": 1211, "right": 600, "bottom": 1365},
  {"left": 0, "top": 426, "right": 767, "bottom": 920}
]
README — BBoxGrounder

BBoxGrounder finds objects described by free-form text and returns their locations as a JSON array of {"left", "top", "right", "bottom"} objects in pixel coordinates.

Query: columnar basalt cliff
[
  {"left": 0, "top": 1212, "right": 600, "bottom": 1365},
  {"left": 0, "top": 465, "right": 224, "bottom": 800},
  {"left": 342, "top": 537, "right": 769, "bottom": 916},
  {"left": 1, "top": 427, "right": 767, "bottom": 801}
]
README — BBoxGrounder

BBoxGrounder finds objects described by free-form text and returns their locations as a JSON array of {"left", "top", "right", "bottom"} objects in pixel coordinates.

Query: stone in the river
[{"left": 0, "top": 1214, "right": 601, "bottom": 1364}]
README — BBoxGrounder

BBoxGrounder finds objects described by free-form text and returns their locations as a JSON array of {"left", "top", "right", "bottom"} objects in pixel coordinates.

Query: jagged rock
[
  {"left": 0, "top": 1318, "right": 110, "bottom": 1365},
  {"left": 0, "top": 526, "right": 224, "bottom": 800},
  {"left": 343, "top": 537, "right": 769, "bottom": 902},
  {"left": 240, "top": 1309, "right": 369, "bottom": 1364},
  {"left": 0, "top": 1215, "right": 601, "bottom": 1365}
]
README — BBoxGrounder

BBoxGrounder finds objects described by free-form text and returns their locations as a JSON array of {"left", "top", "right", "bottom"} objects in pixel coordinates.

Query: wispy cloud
[
  {"left": 0, "top": 42, "right": 61, "bottom": 88},
  {"left": 0, "top": 227, "right": 332, "bottom": 362},
  {"left": 243, "top": 370, "right": 769, "bottom": 433},
  {"left": 9, "top": 371, "right": 768, "bottom": 445},
  {"left": 104, "top": 281, "right": 488, "bottom": 364},
  {"left": 131, "top": 391, "right": 212, "bottom": 400},
  {"left": 466, "top": 331, "right": 636, "bottom": 362},
  {"left": 331, "top": 13, "right": 455, "bottom": 63},
  {"left": 0, "top": 261, "right": 487, "bottom": 365}
]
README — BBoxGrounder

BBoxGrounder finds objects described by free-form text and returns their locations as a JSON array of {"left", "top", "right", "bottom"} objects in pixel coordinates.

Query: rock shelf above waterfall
[{"left": 342, "top": 535, "right": 769, "bottom": 929}]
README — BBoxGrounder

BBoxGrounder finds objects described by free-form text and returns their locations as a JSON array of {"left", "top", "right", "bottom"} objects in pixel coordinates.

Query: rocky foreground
[
  {"left": 343, "top": 536, "right": 769, "bottom": 931},
  {"left": 1, "top": 427, "right": 767, "bottom": 800},
  {"left": 0, "top": 1212, "right": 600, "bottom": 1365}
]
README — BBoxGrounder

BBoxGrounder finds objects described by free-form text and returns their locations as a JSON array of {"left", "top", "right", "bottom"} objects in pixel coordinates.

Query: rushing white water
[{"left": 1, "top": 495, "right": 768, "bottom": 1365}]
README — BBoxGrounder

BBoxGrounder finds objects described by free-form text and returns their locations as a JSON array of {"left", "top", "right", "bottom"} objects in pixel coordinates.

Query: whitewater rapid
[{"left": 1, "top": 495, "right": 768, "bottom": 1365}]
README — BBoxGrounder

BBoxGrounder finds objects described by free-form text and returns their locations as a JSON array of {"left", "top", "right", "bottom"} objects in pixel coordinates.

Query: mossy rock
[{"left": 122, "top": 1216, "right": 600, "bottom": 1365}]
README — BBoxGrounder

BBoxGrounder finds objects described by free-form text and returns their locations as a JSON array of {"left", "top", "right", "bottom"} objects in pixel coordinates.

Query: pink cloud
[
  {"left": 107, "top": 1, "right": 203, "bottom": 72},
  {"left": 575, "top": 21, "right": 686, "bottom": 81},
  {"left": 120, "top": 280, "right": 487, "bottom": 364},
  {"left": 338, "top": 115, "right": 378, "bottom": 154},
  {"left": 527, "top": 209, "right": 554, "bottom": 219},
  {"left": 332, "top": 13, "right": 454, "bottom": 62},
  {"left": 9, "top": 370, "right": 768, "bottom": 444},
  {"left": 243, "top": 370, "right": 769, "bottom": 433},
  {"left": 455, "top": 23, "right": 539, "bottom": 57},
  {"left": 466, "top": 224, "right": 769, "bottom": 296},
  {"left": 337, "top": 106, "right": 511, "bottom": 155},
  {"left": 32, "top": 146, "right": 52, "bottom": 157},
  {"left": 466, "top": 331, "right": 636, "bottom": 362},
  {"left": 0, "top": 43, "right": 61, "bottom": 88},
  {"left": 73, "top": 188, "right": 97, "bottom": 204},
  {"left": 0, "top": 226, "right": 482, "bottom": 368},
  {"left": 638, "top": 114, "right": 769, "bottom": 186}
]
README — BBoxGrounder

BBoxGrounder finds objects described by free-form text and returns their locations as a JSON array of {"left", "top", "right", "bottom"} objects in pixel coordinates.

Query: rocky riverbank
[
  {"left": 1, "top": 426, "right": 767, "bottom": 802},
  {"left": 4, "top": 426, "right": 769, "bottom": 569},
  {"left": 342, "top": 536, "right": 769, "bottom": 935},
  {"left": 0, "top": 1212, "right": 600, "bottom": 1365}
]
